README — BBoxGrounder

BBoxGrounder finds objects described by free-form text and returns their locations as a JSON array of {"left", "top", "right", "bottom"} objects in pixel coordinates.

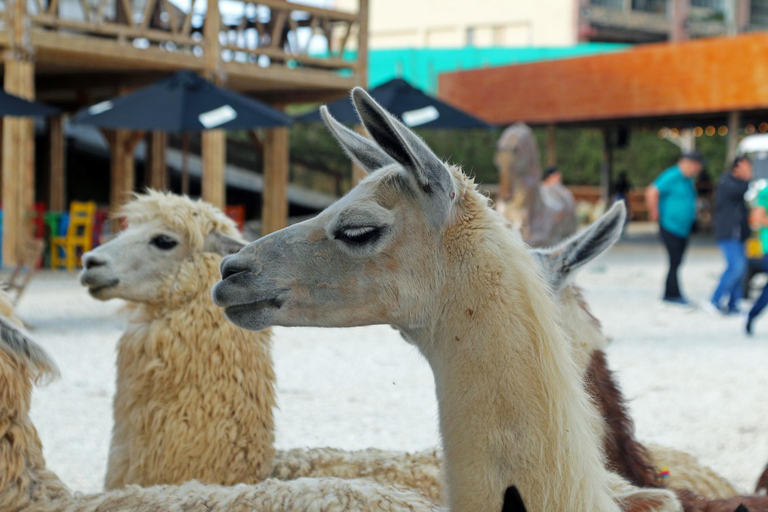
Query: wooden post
[
  {"left": 670, "top": 0, "right": 689, "bottom": 42},
  {"left": 545, "top": 124, "right": 557, "bottom": 167},
  {"left": 736, "top": 0, "right": 750, "bottom": 33},
  {"left": 727, "top": 111, "right": 741, "bottom": 166},
  {"left": 356, "top": 0, "right": 369, "bottom": 88},
  {"left": 351, "top": 124, "right": 368, "bottom": 185},
  {"left": 105, "top": 130, "right": 143, "bottom": 231},
  {"left": 601, "top": 128, "right": 613, "bottom": 204},
  {"left": 262, "top": 127, "right": 289, "bottom": 235},
  {"left": 146, "top": 131, "right": 167, "bottom": 191},
  {"left": 2, "top": 59, "right": 35, "bottom": 267},
  {"left": 200, "top": 0, "right": 226, "bottom": 207},
  {"left": 353, "top": 0, "right": 369, "bottom": 188},
  {"left": 201, "top": 130, "right": 226, "bottom": 208},
  {"left": 49, "top": 116, "right": 66, "bottom": 211}
]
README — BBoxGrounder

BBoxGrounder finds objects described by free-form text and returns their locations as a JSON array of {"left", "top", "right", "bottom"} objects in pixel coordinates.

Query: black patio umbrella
[
  {"left": 294, "top": 78, "right": 490, "bottom": 130},
  {"left": 0, "top": 90, "right": 59, "bottom": 117},
  {"left": 72, "top": 71, "right": 292, "bottom": 193}
]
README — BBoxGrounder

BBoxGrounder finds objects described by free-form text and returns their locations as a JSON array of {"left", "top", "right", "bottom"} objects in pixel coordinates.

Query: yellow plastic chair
[{"left": 51, "top": 201, "right": 96, "bottom": 271}]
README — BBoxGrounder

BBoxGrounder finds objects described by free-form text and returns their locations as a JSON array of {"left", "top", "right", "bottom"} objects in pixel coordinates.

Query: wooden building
[
  {"left": 0, "top": 0, "right": 368, "bottom": 266},
  {"left": 439, "top": 32, "right": 768, "bottom": 195}
]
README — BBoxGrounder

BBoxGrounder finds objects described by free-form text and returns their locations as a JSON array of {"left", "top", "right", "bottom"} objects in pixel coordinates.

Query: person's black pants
[{"left": 659, "top": 226, "right": 689, "bottom": 300}]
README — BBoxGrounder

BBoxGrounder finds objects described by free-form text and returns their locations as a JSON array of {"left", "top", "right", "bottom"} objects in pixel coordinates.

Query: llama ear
[
  {"left": 0, "top": 315, "right": 60, "bottom": 383},
  {"left": 350, "top": 87, "right": 454, "bottom": 219},
  {"left": 532, "top": 202, "right": 626, "bottom": 292},
  {"left": 320, "top": 106, "right": 395, "bottom": 174},
  {"left": 205, "top": 231, "right": 247, "bottom": 256},
  {"left": 501, "top": 486, "right": 527, "bottom": 512}
]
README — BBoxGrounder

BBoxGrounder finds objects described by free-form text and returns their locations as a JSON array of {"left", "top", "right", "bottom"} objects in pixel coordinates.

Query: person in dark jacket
[{"left": 707, "top": 156, "right": 753, "bottom": 314}]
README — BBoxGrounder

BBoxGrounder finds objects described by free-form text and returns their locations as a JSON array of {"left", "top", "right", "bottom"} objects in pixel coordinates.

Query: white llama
[{"left": 212, "top": 88, "right": 665, "bottom": 512}]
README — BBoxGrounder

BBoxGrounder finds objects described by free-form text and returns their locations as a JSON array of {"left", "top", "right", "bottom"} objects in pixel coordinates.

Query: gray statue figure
[{"left": 495, "top": 123, "right": 578, "bottom": 247}]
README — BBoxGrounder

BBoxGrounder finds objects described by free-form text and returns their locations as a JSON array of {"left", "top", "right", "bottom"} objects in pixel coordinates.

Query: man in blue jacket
[
  {"left": 706, "top": 157, "right": 752, "bottom": 315},
  {"left": 645, "top": 152, "right": 705, "bottom": 305}
]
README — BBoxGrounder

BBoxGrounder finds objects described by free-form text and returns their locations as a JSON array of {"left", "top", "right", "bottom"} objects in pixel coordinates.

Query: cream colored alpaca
[
  {"left": 212, "top": 88, "right": 670, "bottom": 512},
  {"left": 0, "top": 295, "right": 442, "bottom": 512},
  {"left": 80, "top": 192, "right": 276, "bottom": 489}
]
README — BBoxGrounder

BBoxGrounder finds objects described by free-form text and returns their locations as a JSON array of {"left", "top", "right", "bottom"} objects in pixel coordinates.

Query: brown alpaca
[
  {"left": 572, "top": 291, "right": 768, "bottom": 512},
  {"left": 585, "top": 349, "right": 661, "bottom": 489},
  {"left": 757, "top": 466, "right": 768, "bottom": 494}
]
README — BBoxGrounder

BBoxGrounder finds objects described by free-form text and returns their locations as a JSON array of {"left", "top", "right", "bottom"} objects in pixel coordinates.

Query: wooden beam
[
  {"left": 49, "top": 115, "right": 66, "bottom": 211},
  {"left": 545, "top": 123, "right": 557, "bottom": 167},
  {"left": 727, "top": 111, "right": 741, "bottom": 166},
  {"left": 352, "top": 124, "right": 368, "bottom": 184},
  {"left": 146, "top": 131, "right": 167, "bottom": 191},
  {"left": 2, "top": 58, "right": 35, "bottom": 267},
  {"left": 201, "top": 130, "right": 226, "bottom": 208},
  {"left": 262, "top": 127, "right": 289, "bottom": 235}
]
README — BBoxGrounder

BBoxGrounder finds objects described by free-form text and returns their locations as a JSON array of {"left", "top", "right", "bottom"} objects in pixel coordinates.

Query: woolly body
[
  {"left": 81, "top": 192, "right": 277, "bottom": 489},
  {"left": 0, "top": 296, "right": 440, "bottom": 512}
]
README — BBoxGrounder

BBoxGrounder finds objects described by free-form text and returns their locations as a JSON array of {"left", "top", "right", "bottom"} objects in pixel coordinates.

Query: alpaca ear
[
  {"left": 501, "top": 486, "right": 527, "bottom": 512},
  {"left": 320, "top": 106, "right": 395, "bottom": 174},
  {"left": 0, "top": 315, "right": 60, "bottom": 383},
  {"left": 350, "top": 87, "right": 454, "bottom": 222},
  {"left": 532, "top": 202, "right": 626, "bottom": 292},
  {"left": 205, "top": 231, "right": 247, "bottom": 256}
]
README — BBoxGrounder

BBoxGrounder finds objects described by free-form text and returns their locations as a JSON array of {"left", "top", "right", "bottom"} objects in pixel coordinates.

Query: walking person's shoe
[
  {"left": 702, "top": 300, "right": 725, "bottom": 316},
  {"left": 662, "top": 296, "right": 691, "bottom": 306},
  {"left": 746, "top": 314, "right": 756, "bottom": 336}
]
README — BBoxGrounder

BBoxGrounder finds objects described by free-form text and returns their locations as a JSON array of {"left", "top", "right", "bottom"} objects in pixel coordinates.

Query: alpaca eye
[
  {"left": 335, "top": 226, "right": 382, "bottom": 245},
  {"left": 150, "top": 235, "right": 178, "bottom": 250}
]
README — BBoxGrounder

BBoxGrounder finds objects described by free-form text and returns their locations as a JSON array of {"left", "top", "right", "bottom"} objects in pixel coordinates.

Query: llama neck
[{"left": 411, "top": 207, "right": 618, "bottom": 512}]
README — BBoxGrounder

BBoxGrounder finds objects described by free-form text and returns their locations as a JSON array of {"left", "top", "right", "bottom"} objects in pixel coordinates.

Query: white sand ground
[{"left": 16, "top": 232, "right": 768, "bottom": 495}]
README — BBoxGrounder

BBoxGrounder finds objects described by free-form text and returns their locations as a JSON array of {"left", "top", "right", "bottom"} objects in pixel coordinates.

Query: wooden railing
[
  {"left": 219, "top": 0, "right": 360, "bottom": 71},
  {"left": 1, "top": 0, "right": 363, "bottom": 75}
]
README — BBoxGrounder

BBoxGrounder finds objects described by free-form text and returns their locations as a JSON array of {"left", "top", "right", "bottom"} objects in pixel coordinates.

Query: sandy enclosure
[{"left": 18, "top": 233, "right": 768, "bottom": 495}]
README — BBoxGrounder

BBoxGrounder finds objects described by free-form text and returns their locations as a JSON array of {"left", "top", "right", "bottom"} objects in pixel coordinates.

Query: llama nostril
[
  {"left": 220, "top": 258, "right": 250, "bottom": 280},
  {"left": 220, "top": 256, "right": 263, "bottom": 281},
  {"left": 83, "top": 254, "right": 106, "bottom": 270}
]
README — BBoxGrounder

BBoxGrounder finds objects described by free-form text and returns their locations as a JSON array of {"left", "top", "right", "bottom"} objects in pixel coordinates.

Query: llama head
[
  {"left": 81, "top": 191, "right": 246, "bottom": 304},
  {"left": 530, "top": 203, "right": 625, "bottom": 365},
  {"left": 213, "top": 87, "right": 466, "bottom": 332},
  {"left": 531, "top": 202, "right": 625, "bottom": 294}
]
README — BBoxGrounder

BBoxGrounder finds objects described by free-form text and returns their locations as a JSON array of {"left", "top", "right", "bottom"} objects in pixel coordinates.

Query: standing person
[
  {"left": 747, "top": 181, "right": 768, "bottom": 334},
  {"left": 645, "top": 151, "right": 705, "bottom": 305},
  {"left": 706, "top": 157, "right": 753, "bottom": 315}
]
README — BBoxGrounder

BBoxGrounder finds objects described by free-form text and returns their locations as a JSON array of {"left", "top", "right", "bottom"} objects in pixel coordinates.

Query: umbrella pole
[{"left": 182, "top": 132, "right": 189, "bottom": 195}]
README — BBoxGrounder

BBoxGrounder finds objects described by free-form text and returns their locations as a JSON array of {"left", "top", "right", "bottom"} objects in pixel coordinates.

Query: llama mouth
[
  {"left": 87, "top": 279, "right": 120, "bottom": 296},
  {"left": 223, "top": 298, "right": 283, "bottom": 331}
]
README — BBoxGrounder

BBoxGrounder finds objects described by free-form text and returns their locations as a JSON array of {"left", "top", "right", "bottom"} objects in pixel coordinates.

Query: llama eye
[
  {"left": 150, "top": 235, "right": 178, "bottom": 251},
  {"left": 335, "top": 226, "right": 382, "bottom": 245}
]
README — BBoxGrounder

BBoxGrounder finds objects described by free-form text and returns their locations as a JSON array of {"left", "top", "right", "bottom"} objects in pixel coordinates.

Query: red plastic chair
[{"left": 225, "top": 205, "right": 246, "bottom": 232}]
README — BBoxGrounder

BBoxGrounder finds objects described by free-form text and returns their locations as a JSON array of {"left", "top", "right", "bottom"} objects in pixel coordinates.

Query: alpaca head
[
  {"left": 81, "top": 191, "right": 246, "bottom": 304},
  {"left": 530, "top": 203, "right": 626, "bottom": 368},
  {"left": 213, "top": 87, "right": 467, "bottom": 332}
]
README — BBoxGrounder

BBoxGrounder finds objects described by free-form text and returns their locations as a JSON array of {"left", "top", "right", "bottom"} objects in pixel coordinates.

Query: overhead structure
[
  {"left": 296, "top": 78, "right": 490, "bottom": 181},
  {"left": 0, "top": 0, "right": 369, "bottom": 265},
  {"left": 297, "top": 78, "right": 490, "bottom": 129},
  {"left": 439, "top": 32, "right": 768, "bottom": 197},
  {"left": 72, "top": 71, "right": 292, "bottom": 216},
  {"left": 0, "top": 90, "right": 59, "bottom": 117}
]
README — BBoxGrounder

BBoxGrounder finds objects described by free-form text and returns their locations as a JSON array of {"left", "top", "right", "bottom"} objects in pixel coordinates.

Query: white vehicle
[{"left": 737, "top": 134, "right": 768, "bottom": 205}]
